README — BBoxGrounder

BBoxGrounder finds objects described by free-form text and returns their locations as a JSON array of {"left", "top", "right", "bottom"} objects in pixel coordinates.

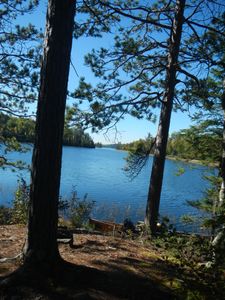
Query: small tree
[
  {"left": 11, "top": 178, "right": 30, "bottom": 225},
  {"left": 61, "top": 190, "right": 95, "bottom": 228}
]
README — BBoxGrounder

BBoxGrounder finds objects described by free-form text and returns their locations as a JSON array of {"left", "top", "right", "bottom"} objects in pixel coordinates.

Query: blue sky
[
  {"left": 21, "top": 1, "right": 194, "bottom": 144},
  {"left": 70, "top": 34, "right": 195, "bottom": 144}
]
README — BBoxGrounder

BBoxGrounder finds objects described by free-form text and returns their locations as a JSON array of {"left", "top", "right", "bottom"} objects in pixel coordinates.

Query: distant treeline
[
  {"left": 113, "top": 124, "right": 221, "bottom": 164},
  {"left": 166, "top": 126, "right": 221, "bottom": 163},
  {"left": 116, "top": 137, "right": 153, "bottom": 153},
  {"left": 0, "top": 113, "right": 95, "bottom": 148}
]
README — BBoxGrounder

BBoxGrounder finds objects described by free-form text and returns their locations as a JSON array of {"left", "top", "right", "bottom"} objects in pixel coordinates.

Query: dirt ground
[{"left": 0, "top": 225, "right": 190, "bottom": 299}]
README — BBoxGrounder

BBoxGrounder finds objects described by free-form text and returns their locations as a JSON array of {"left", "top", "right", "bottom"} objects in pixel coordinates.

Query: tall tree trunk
[
  {"left": 145, "top": 0, "right": 186, "bottom": 234},
  {"left": 23, "top": 0, "right": 75, "bottom": 268},
  {"left": 219, "top": 83, "right": 225, "bottom": 207},
  {"left": 212, "top": 81, "right": 225, "bottom": 249}
]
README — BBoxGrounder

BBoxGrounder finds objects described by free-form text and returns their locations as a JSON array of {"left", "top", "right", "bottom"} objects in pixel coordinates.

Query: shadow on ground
[{"left": 0, "top": 260, "right": 175, "bottom": 300}]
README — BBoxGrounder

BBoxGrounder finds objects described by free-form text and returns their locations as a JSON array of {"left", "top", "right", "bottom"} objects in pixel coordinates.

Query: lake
[{"left": 0, "top": 146, "right": 216, "bottom": 232}]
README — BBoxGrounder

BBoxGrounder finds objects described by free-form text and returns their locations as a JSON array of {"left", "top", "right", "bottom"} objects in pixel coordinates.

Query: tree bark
[
  {"left": 212, "top": 81, "right": 225, "bottom": 249},
  {"left": 219, "top": 85, "right": 225, "bottom": 207},
  {"left": 145, "top": 0, "right": 186, "bottom": 234},
  {"left": 23, "top": 0, "right": 75, "bottom": 268}
]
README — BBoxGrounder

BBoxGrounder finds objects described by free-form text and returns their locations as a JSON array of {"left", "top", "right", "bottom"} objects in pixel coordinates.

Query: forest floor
[{"left": 0, "top": 225, "right": 223, "bottom": 299}]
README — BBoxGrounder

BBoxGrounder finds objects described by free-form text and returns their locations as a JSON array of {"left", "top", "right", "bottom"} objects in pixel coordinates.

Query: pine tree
[
  {"left": 182, "top": 14, "right": 225, "bottom": 259},
  {"left": 0, "top": 0, "right": 41, "bottom": 167},
  {"left": 0, "top": 2, "right": 76, "bottom": 282},
  {"left": 23, "top": 0, "right": 75, "bottom": 270},
  {"left": 72, "top": 0, "right": 224, "bottom": 233}
]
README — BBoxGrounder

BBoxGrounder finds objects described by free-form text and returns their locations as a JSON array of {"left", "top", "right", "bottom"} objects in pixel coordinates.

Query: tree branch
[{"left": 98, "top": 0, "right": 172, "bottom": 30}]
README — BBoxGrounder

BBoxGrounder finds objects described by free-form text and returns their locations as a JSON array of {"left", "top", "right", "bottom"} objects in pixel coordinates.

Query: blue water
[{"left": 0, "top": 146, "right": 216, "bottom": 232}]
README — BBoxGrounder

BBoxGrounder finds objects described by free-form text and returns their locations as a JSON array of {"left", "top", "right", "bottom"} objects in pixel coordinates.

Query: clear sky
[
  {"left": 21, "top": 1, "right": 194, "bottom": 145},
  {"left": 70, "top": 35, "right": 195, "bottom": 144}
]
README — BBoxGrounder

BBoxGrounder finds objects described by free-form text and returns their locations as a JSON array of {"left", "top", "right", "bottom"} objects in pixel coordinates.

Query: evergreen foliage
[
  {"left": 0, "top": 0, "right": 42, "bottom": 167},
  {"left": 63, "top": 124, "right": 95, "bottom": 148},
  {"left": 11, "top": 178, "right": 29, "bottom": 225},
  {"left": 0, "top": 112, "right": 95, "bottom": 149},
  {"left": 122, "top": 134, "right": 155, "bottom": 179},
  {"left": 71, "top": 1, "right": 224, "bottom": 131},
  {"left": 0, "top": 0, "right": 41, "bottom": 115},
  {"left": 71, "top": 0, "right": 225, "bottom": 233},
  {"left": 167, "top": 122, "right": 222, "bottom": 164},
  {"left": 181, "top": 11, "right": 225, "bottom": 263},
  {"left": 121, "top": 124, "right": 220, "bottom": 180},
  {"left": 59, "top": 190, "right": 95, "bottom": 228},
  {"left": 0, "top": 178, "right": 29, "bottom": 225},
  {"left": 0, "top": 113, "right": 35, "bottom": 143},
  {"left": 0, "top": 0, "right": 225, "bottom": 288},
  {"left": 117, "top": 134, "right": 154, "bottom": 153}
]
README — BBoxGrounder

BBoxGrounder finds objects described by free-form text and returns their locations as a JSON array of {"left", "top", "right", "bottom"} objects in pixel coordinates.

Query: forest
[
  {"left": 0, "top": 113, "right": 95, "bottom": 148},
  {"left": 0, "top": 0, "right": 225, "bottom": 299},
  {"left": 117, "top": 120, "right": 221, "bottom": 165}
]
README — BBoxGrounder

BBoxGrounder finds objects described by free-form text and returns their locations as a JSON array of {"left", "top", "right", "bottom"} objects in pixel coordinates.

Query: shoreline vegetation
[
  {"left": 98, "top": 144, "right": 218, "bottom": 168},
  {"left": 0, "top": 113, "right": 95, "bottom": 149},
  {"left": 0, "top": 182, "right": 225, "bottom": 299},
  {"left": 165, "top": 155, "right": 218, "bottom": 168},
  {"left": 1, "top": 112, "right": 220, "bottom": 166},
  {"left": 98, "top": 125, "right": 220, "bottom": 169}
]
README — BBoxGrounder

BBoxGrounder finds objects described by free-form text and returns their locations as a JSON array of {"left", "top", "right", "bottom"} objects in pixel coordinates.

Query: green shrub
[
  {"left": 70, "top": 191, "right": 95, "bottom": 227},
  {"left": 59, "top": 189, "right": 95, "bottom": 228},
  {"left": 11, "top": 178, "right": 29, "bottom": 224},
  {"left": 2, "top": 181, "right": 95, "bottom": 228}
]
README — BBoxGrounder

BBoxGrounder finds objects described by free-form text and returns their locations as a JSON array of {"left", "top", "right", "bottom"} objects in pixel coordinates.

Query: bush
[
  {"left": 70, "top": 190, "right": 95, "bottom": 227},
  {"left": 11, "top": 178, "right": 29, "bottom": 224},
  {"left": 59, "top": 189, "right": 95, "bottom": 228},
  {"left": 0, "top": 179, "right": 29, "bottom": 225},
  {"left": 1, "top": 182, "right": 95, "bottom": 228}
]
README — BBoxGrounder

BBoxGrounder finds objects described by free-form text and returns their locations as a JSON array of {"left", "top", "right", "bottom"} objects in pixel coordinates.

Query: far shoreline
[
  {"left": 166, "top": 155, "right": 218, "bottom": 168},
  {"left": 99, "top": 146, "right": 218, "bottom": 168}
]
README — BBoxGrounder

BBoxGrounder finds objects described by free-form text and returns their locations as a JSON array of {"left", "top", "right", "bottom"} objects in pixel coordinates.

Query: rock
[{"left": 57, "top": 238, "right": 73, "bottom": 247}]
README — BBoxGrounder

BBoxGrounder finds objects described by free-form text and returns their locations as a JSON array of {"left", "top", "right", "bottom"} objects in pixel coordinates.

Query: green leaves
[
  {"left": 71, "top": 1, "right": 225, "bottom": 135},
  {"left": 11, "top": 178, "right": 29, "bottom": 225},
  {"left": 167, "top": 123, "right": 222, "bottom": 164},
  {"left": 59, "top": 189, "right": 95, "bottom": 228},
  {"left": 0, "top": 0, "right": 41, "bottom": 115},
  {"left": 123, "top": 135, "right": 154, "bottom": 179},
  {"left": 71, "top": 1, "right": 178, "bottom": 131}
]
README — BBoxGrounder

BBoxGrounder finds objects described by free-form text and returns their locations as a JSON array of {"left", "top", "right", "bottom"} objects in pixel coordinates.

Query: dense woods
[
  {"left": 117, "top": 121, "right": 222, "bottom": 165},
  {"left": 167, "top": 125, "right": 222, "bottom": 164},
  {"left": 0, "top": 113, "right": 94, "bottom": 148}
]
